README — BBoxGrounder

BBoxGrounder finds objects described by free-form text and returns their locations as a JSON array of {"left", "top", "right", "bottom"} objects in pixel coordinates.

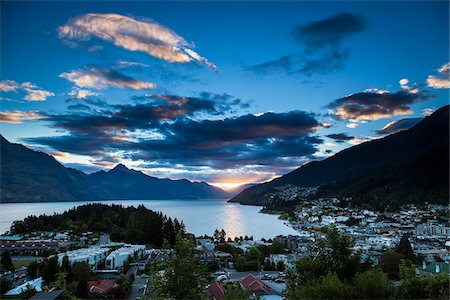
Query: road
[{"left": 128, "top": 275, "right": 147, "bottom": 300}]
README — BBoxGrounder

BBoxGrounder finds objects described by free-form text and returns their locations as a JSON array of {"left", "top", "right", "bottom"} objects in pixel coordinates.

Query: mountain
[
  {"left": 0, "top": 135, "right": 110, "bottom": 202},
  {"left": 230, "top": 105, "right": 449, "bottom": 209},
  {"left": 89, "top": 164, "right": 228, "bottom": 199},
  {"left": 0, "top": 137, "right": 228, "bottom": 202}
]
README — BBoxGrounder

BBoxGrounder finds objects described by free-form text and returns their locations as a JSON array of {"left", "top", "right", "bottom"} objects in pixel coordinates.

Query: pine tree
[
  {"left": 0, "top": 251, "right": 14, "bottom": 273},
  {"left": 397, "top": 235, "right": 415, "bottom": 262}
]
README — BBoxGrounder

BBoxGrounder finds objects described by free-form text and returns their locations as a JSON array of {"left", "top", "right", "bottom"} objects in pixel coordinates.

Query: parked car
[
  {"left": 216, "top": 274, "right": 227, "bottom": 281},
  {"left": 275, "top": 277, "right": 285, "bottom": 283}
]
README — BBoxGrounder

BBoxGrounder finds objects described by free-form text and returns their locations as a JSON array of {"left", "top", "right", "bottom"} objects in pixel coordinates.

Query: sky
[{"left": 1, "top": 0, "right": 449, "bottom": 190}]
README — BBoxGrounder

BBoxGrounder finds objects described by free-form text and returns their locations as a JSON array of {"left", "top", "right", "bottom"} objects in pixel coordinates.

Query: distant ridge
[
  {"left": 230, "top": 105, "right": 449, "bottom": 209},
  {"left": 0, "top": 137, "right": 228, "bottom": 202}
]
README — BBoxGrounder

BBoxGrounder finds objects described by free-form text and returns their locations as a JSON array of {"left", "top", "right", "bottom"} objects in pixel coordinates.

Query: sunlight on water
[{"left": 0, "top": 199, "right": 297, "bottom": 239}]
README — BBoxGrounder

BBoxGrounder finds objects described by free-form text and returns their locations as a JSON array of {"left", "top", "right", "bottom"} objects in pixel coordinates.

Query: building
[
  {"left": 205, "top": 281, "right": 225, "bottom": 300},
  {"left": 105, "top": 245, "right": 145, "bottom": 270},
  {"left": 88, "top": 279, "right": 117, "bottom": 294},
  {"left": 416, "top": 261, "right": 450, "bottom": 276},
  {"left": 269, "top": 254, "right": 296, "bottom": 270},
  {"left": 5, "top": 277, "right": 43, "bottom": 296},
  {"left": 57, "top": 246, "right": 110, "bottom": 269},
  {"left": 240, "top": 274, "right": 271, "bottom": 296},
  {"left": 416, "top": 224, "right": 450, "bottom": 237},
  {"left": 0, "top": 241, "right": 70, "bottom": 256}
]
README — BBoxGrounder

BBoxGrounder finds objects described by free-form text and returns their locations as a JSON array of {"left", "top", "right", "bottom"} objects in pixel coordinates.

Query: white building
[
  {"left": 269, "top": 254, "right": 297, "bottom": 270},
  {"left": 57, "top": 246, "right": 110, "bottom": 269},
  {"left": 105, "top": 245, "right": 145, "bottom": 270},
  {"left": 5, "top": 277, "right": 43, "bottom": 296}
]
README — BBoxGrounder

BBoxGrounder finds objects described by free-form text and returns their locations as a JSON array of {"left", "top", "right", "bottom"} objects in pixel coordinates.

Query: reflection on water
[{"left": 0, "top": 199, "right": 297, "bottom": 239}]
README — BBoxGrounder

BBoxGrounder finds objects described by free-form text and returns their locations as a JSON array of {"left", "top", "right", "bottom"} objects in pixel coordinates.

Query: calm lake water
[{"left": 0, "top": 199, "right": 297, "bottom": 239}]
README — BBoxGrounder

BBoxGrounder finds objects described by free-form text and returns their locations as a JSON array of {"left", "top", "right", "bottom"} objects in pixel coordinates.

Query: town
[{"left": 0, "top": 196, "right": 448, "bottom": 299}]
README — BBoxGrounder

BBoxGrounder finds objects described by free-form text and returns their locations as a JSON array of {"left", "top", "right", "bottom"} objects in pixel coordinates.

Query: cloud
[
  {"left": 249, "top": 13, "right": 366, "bottom": 76},
  {"left": 58, "top": 13, "right": 217, "bottom": 71},
  {"left": 375, "top": 117, "right": 423, "bottom": 135},
  {"left": 327, "top": 89, "right": 432, "bottom": 122},
  {"left": 25, "top": 109, "right": 322, "bottom": 171},
  {"left": 0, "top": 110, "right": 47, "bottom": 124},
  {"left": 68, "top": 88, "right": 99, "bottom": 99},
  {"left": 399, "top": 78, "right": 419, "bottom": 94},
  {"left": 0, "top": 80, "right": 55, "bottom": 101},
  {"left": 426, "top": 62, "right": 450, "bottom": 89},
  {"left": 326, "top": 133, "right": 354, "bottom": 143},
  {"left": 59, "top": 66, "right": 156, "bottom": 90},
  {"left": 348, "top": 136, "right": 377, "bottom": 145}
]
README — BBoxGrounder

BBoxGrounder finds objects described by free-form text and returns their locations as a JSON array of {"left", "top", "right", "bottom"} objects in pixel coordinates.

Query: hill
[
  {"left": 230, "top": 105, "right": 449, "bottom": 209},
  {"left": 0, "top": 137, "right": 228, "bottom": 202}
]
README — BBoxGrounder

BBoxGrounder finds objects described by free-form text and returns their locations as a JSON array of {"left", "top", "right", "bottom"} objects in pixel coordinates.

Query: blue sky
[{"left": 1, "top": 1, "right": 449, "bottom": 189}]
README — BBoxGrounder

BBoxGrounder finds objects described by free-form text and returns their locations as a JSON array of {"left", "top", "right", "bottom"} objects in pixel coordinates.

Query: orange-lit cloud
[
  {"left": 58, "top": 13, "right": 217, "bottom": 71},
  {"left": 0, "top": 110, "right": 47, "bottom": 124}
]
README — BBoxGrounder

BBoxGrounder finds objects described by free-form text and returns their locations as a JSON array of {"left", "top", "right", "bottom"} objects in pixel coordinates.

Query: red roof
[
  {"left": 205, "top": 282, "right": 225, "bottom": 300},
  {"left": 240, "top": 274, "right": 271, "bottom": 295},
  {"left": 88, "top": 279, "right": 116, "bottom": 294}
]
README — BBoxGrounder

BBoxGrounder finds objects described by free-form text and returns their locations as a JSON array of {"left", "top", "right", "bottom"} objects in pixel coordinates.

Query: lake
[{"left": 0, "top": 199, "right": 297, "bottom": 239}]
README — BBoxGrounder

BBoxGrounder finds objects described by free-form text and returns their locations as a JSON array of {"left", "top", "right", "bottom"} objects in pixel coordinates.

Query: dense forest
[{"left": 9, "top": 204, "right": 185, "bottom": 247}]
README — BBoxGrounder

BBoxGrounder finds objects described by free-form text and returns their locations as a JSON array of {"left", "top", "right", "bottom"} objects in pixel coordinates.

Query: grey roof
[{"left": 29, "top": 290, "right": 63, "bottom": 300}]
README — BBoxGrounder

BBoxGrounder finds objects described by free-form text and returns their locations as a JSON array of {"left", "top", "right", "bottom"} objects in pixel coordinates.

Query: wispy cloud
[
  {"left": 426, "top": 62, "right": 450, "bottom": 89},
  {"left": 58, "top": 13, "right": 217, "bottom": 71},
  {"left": 376, "top": 117, "right": 423, "bottom": 135},
  {"left": 0, "top": 80, "right": 55, "bottom": 101},
  {"left": 249, "top": 13, "right": 366, "bottom": 76},
  {"left": 59, "top": 66, "right": 156, "bottom": 90},
  {"left": 0, "top": 110, "right": 47, "bottom": 124}
]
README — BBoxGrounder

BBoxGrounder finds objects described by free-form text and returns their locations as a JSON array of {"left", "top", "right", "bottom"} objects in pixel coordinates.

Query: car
[
  {"left": 213, "top": 271, "right": 226, "bottom": 276},
  {"left": 262, "top": 274, "right": 272, "bottom": 280},
  {"left": 216, "top": 274, "right": 227, "bottom": 281},
  {"left": 275, "top": 278, "right": 285, "bottom": 283}
]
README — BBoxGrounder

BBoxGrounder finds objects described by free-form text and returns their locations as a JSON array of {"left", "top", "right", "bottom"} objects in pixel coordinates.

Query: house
[
  {"left": 88, "top": 279, "right": 117, "bottom": 294},
  {"left": 30, "top": 290, "right": 64, "bottom": 300},
  {"left": 5, "top": 277, "right": 43, "bottom": 296},
  {"left": 240, "top": 274, "right": 271, "bottom": 295},
  {"left": 205, "top": 281, "right": 225, "bottom": 300},
  {"left": 105, "top": 244, "right": 145, "bottom": 270},
  {"left": 269, "top": 254, "right": 296, "bottom": 270},
  {"left": 57, "top": 246, "right": 110, "bottom": 269},
  {"left": 416, "top": 261, "right": 450, "bottom": 276}
]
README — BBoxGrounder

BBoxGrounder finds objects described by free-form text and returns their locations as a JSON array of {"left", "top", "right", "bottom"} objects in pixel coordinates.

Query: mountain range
[
  {"left": 0, "top": 136, "right": 229, "bottom": 202},
  {"left": 230, "top": 105, "right": 449, "bottom": 210}
]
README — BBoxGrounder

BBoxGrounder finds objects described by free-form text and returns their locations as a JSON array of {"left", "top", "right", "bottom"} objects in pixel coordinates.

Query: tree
[
  {"left": 75, "top": 279, "right": 88, "bottom": 299},
  {"left": 290, "top": 273, "right": 352, "bottom": 299},
  {"left": 352, "top": 269, "right": 392, "bottom": 299},
  {"left": 397, "top": 235, "right": 415, "bottom": 262},
  {"left": 40, "top": 256, "right": 59, "bottom": 284},
  {"left": 153, "top": 233, "right": 205, "bottom": 299},
  {"left": 213, "top": 229, "right": 220, "bottom": 243},
  {"left": 72, "top": 261, "right": 91, "bottom": 282},
  {"left": 219, "top": 229, "right": 226, "bottom": 243},
  {"left": 380, "top": 250, "right": 401, "bottom": 280},
  {"left": 277, "top": 260, "right": 285, "bottom": 271},
  {"left": 287, "top": 227, "right": 360, "bottom": 297},
  {"left": 0, "top": 278, "right": 12, "bottom": 296},
  {"left": 0, "top": 251, "right": 14, "bottom": 273},
  {"left": 223, "top": 286, "right": 250, "bottom": 300}
]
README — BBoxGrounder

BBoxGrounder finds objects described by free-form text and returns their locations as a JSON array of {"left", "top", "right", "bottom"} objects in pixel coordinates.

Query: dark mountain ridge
[
  {"left": 0, "top": 137, "right": 228, "bottom": 202},
  {"left": 230, "top": 105, "right": 449, "bottom": 208}
]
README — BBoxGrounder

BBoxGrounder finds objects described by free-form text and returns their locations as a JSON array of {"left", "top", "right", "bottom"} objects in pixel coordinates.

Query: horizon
[{"left": 1, "top": 1, "right": 449, "bottom": 188}]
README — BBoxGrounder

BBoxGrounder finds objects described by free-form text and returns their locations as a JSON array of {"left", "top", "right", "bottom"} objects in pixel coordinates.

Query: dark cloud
[
  {"left": 25, "top": 110, "right": 322, "bottom": 170},
  {"left": 376, "top": 117, "right": 423, "bottom": 135},
  {"left": 327, "top": 90, "right": 433, "bottom": 121},
  {"left": 326, "top": 133, "right": 354, "bottom": 143},
  {"left": 249, "top": 13, "right": 366, "bottom": 76}
]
